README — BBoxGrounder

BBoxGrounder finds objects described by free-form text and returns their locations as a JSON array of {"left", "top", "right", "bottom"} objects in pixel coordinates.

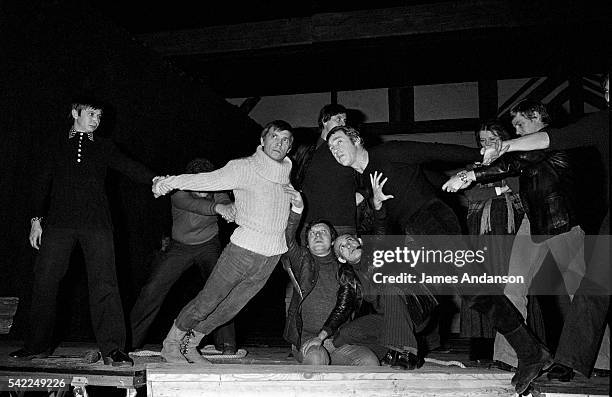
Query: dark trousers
[
  {"left": 407, "top": 199, "right": 525, "bottom": 335},
  {"left": 555, "top": 212, "right": 611, "bottom": 377},
  {"left": 176, "top": 242, "right": 280, "bottom": 335},
  {"left": 26, "top": 227, "right": 125, "bottom": 356},
  {"left": 130, "top": 237, "right": 235, "bottom": 348}
]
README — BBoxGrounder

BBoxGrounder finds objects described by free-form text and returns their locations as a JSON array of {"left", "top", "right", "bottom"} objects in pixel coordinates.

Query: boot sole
[{"left": 515, "top": 357, "right": 555, "bottom": 395}]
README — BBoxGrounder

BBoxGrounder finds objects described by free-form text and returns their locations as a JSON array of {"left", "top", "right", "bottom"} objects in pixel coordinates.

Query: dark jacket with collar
[
  {"left": 473, "top": 149, "right": 577, "bottom": 241},
  {"left": 31, "top": 131, "right": 155, "bottom": 229},
  {"left": 282, "top": 209, "right": 360, "bottom": 348}
]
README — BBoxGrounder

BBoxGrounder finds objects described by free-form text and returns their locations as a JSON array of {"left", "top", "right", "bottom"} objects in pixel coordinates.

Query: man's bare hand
[
  {"left": 29, "top": 221, "right": 43, "bottom": 250},
  {"left": 481, "top": 141, "right": 509, "bottom": 165},
  {"left": 370, "top": 171, "right": 394, "bottom": 210},
  {"left": 283, "top": 185, "right": 303, "bottom": 208},
  {"left": 216, "top": 203, "right": 237, "bottom": 222},
  {"left": 152, "top": 176, "right": 174, "bottom": 198},
  {"left": 300, "top": 336, "right": 324, "bottom": 357},
  {"left": 442, "top": 172, "right": 472, "bottom": 193}
]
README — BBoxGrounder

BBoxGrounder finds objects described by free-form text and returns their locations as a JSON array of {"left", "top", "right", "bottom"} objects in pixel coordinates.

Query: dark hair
[
  {"left": 185, "top": 158, "right": 216, "bottom": 174},
  {"left": 318, "top": 104, "right": 347, "bottom": 131},
  {"left": 304, "top": 219, "right": 338, "bottom": 244},
  {"left": 475, "top": 119, "right": 512, "bottom": 148},
  {"left": 261, "top": 120, "right": 293, "bottom": 139},
  {"left": 510, "top": 99, "right": 551, "bottom": 125},
  {"left": 70, "top": 95, "right": 104, "bottom": 117},
  {"left": 326, "top": 125, "right": 362, "bottom": 145}
]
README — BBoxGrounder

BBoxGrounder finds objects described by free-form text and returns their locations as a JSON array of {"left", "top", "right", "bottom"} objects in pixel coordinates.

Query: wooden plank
[
  {"left": 136, "top": 0, "right": 608, "bottom": 56},
  {"left": 146, "top": 364, "right": 515, "bottom": 397},
  {"left": 148, "top": 379, "right": 514, "bottom": 397},
  {"left": 361, "top": 119, "right": 480, "bottom": 136}
]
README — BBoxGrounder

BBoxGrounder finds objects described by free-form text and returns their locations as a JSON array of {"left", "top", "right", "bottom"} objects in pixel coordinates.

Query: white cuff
[{"left": 291, "top": 205, "right": 304, "bottom": 214}]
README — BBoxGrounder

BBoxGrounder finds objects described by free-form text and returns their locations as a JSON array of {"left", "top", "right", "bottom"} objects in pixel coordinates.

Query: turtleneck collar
[
  {"left": 313, "top": 251, "right": 339, "bottom": 266},
  {"left": 252, "top": 146, "right": 292, "bottom": 184}
]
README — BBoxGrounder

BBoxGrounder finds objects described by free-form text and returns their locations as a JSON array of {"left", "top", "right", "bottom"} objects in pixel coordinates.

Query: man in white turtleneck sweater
[{"left": 152, "top": 120, "right": 294, "bottom": 364}]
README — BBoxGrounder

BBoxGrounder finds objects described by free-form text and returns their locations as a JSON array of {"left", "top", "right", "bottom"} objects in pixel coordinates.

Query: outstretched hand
[
  {"left": 370, "top": 171, "right": 394, "bottom": 210},
  {"left": 284, "top": 184, "right": 304, "bottom": 209},
  {"left": 442, "top": 172, "right": 472, "bottom": 193},
  {"left": 152, "top": 176, "right": 174, "bottom": 198}
]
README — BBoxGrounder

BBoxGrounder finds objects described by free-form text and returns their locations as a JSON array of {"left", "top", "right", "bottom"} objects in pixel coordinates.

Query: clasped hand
[{"left": 152, "top": 176, "right": 174, "bottom": 198}]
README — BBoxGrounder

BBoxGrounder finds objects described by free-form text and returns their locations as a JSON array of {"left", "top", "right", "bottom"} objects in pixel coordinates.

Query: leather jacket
[
  {"left": 473, "top": 149, "right": 577, "bottom": 241},
  {"left": 282, "top": 210, "right": 361, "bottom": 348}
]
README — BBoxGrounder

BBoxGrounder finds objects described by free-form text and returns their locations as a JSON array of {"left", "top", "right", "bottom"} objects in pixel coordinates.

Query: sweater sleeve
[
  {"left": 380, "top": 141, "right": 481, "bottom": 164},
  {"left": 165, "top": 160, "right": 242, "bottom": 192},
  {"left": 105, "top": 139, "right": 156, "bottom": 184},
  {"left": 171, "top": 190, "right": 218, "bottom": 216},
  {"left": 547, "top": 111, "right": 609, "bottom": 151}
]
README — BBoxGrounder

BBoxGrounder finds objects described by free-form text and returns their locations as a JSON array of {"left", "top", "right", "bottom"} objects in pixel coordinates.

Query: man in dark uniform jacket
[{"left": 10, "top": 97, "right": 157, "bottom": 366}]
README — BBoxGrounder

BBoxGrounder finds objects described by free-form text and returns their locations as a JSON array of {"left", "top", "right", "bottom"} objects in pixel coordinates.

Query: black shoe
[
  {"left": 9, "top": 348, "right": 50, "bottom": 360},
  {"left": 546, "top": 363, "right": 575, "bottom": 382},
  {"left": 514, "top": 347, "right": 554, "bottom": 395},
  {"left": 220, "top": 343, "right": 237, "bottom": 355},
  {"left": 383, "top": 349, "right": 424, "bottom": 370},
  {"left": 103, "top": 349, "right": 134, "bottom": 367}
]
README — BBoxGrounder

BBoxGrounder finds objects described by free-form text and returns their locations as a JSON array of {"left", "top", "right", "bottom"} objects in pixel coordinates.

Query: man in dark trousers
[
  {"left": 327, "top": 125, "right": 553, "bottom": 394},
  {"left": 480, "top": 74, "right": 610, "bottom": 382},
  {"left": 10, "top": 96, "right": 157, "bottom": 366},
  {"left": 130, "top": 157, "right": 238, "bottom": 354}
]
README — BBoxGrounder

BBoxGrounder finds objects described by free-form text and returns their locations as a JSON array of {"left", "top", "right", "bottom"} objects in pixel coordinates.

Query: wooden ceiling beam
[{"left": 136, "top": 0, "right": 606, "bottom": 56}]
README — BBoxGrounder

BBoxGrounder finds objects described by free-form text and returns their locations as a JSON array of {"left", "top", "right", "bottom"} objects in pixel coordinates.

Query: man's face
[
  {"left": 333, "top": 234, "right": 362, "bottom": 264},
  {"left": 261, "top": 128, "right": 292, "bottom": 162},
  {"left": 512, "top": 113, "right": 543, "bottom": 136},
  {"left": 307, "top": 223, "right": 333, "bottom": 256},
  {"left": 328, "top": 131, "right": 358, "bottom": 167},
  {"left": 322, "top": 113, "right": 347, "bottom": 134},
  {"left": 72, "top": 107, "right": 102, "bottom": 133}
]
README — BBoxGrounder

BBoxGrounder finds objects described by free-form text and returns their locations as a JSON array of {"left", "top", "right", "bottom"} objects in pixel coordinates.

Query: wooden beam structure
[{"left": 135, "top": 0, "right": 606, "bottom": 57}]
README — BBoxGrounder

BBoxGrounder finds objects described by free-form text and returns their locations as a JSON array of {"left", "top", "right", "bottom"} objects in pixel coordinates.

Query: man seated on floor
[
  {"left": 283, "top": 185, "right": 379, "bottom": 366},
  {"left": 333, "top": 231, "right": 439, "bottom": 370}
]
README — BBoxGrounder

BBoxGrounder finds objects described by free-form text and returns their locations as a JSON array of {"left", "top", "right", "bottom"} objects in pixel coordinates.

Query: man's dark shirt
[
  {"left": 364, "top": 141, "right": 480, "bottom": 230},
  {"left": 301, "top": 138, "right": 357, "bottom": 228},
  {"left": 32, "top": 131, "right": 155, "bottom": 229}
]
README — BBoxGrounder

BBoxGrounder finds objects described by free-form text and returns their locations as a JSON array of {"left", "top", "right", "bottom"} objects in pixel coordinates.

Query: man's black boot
[
  {"left": 103, "top": 349, "right": 134, "bottom": 367},
  {"left": 382, "top": 349, "right": 424, "bottom": 370},
  {"left": 503, "top": 325, "right": 554, "bottom": 394}
]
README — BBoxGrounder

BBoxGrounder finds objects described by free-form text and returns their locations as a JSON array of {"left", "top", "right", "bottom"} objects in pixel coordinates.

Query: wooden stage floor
[{"left": 0, "top": 338, "right": 608, "bottom": 396}]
